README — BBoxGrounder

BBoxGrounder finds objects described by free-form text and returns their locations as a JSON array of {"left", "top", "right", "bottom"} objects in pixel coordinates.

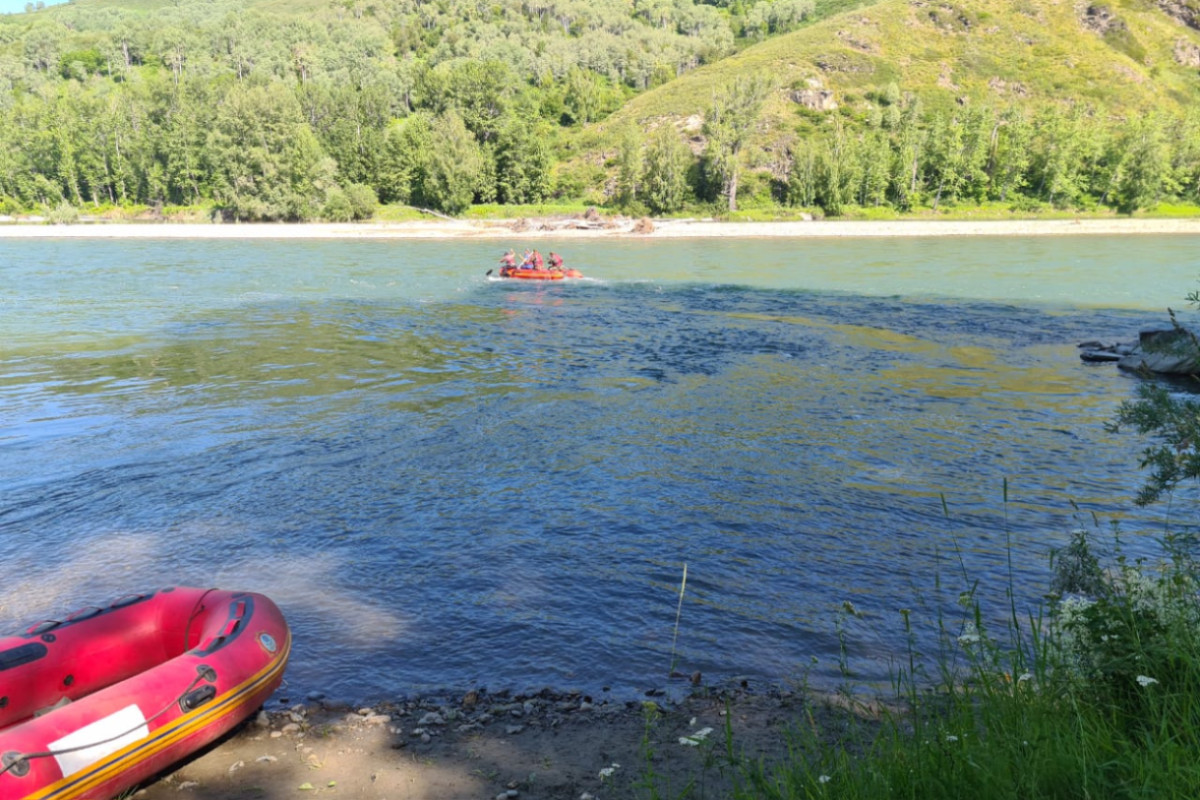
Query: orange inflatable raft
[{"left": 497, "top": 266, "right": 583, "bottom": 280}]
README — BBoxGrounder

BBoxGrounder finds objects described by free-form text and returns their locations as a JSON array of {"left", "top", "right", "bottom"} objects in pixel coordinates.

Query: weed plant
[{"left": 722, "top": 522, "right": 1200, "bottom": 799}]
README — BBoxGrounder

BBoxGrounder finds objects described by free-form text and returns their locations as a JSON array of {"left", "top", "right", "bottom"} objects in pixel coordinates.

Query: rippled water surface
[{"left": 2, "top": 234, "right": 1198, "bottom": 701}]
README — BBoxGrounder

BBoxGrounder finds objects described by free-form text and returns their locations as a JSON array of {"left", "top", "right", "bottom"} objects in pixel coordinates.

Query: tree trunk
[{"left": 727, "top": 168, "right": 738, "bottom": 212}]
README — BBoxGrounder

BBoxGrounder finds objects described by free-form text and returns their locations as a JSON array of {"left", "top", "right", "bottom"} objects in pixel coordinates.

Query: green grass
[
  {"left": 462, "top": 202, "right": 603, "bottom": 220},
  {"left": 600, "top": 0, "right": 1200, "bottom": 146},
  {"left": 674, "top": 522, "right": 1200, "bottom": 800}
]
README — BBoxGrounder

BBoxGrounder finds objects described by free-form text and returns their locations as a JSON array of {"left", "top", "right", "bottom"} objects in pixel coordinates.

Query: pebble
[
  {"left": 256, "top": 756, "right": 277, "bottom": 764},
  {"left": 505, "top": 724, "right": 525, "bottom": 735},
  {"left": 280, "top": 723, "right": 301, "bottom": 734},
  {"left": 495, "top": 791, "right": 519, "bottom": 800},
  {"left": 418, "top": 712, "right": 444, "bottom": 726},
  {"left": 269, "top": 731, "right": 283, "bottom": 739},
  {"left": 228, "top": 760, "right": 244, "bottom": 774},
  {"left": 176, "top": 781, "right": 199, "bottom": 791},
  {"left": 254, "top": 711, "right": 270, "bottom": 728},
  {"left": 363, "top": 714, "right": 391, "bottom": 726}
]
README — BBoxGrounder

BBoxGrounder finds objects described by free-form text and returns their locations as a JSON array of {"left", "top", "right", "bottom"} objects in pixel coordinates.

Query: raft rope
[
  {"left": 0, "top": 669, "right": 214, "bottom": 778},
  {"left": 0, "top": 588, "right": 224, "bottom": 780}
]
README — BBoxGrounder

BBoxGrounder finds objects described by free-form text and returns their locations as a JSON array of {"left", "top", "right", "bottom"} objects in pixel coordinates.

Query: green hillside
[
  {"left": 0, "top": 0, "right": 1197, "bottom": 219},
  {"left": 612, "top": 0, "right": 1200, "bottom": 131}
]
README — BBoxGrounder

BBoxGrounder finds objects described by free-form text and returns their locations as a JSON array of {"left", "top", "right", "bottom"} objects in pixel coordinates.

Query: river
[{"left": 1, "top": 234, "right": 1196, "bottom": 702}]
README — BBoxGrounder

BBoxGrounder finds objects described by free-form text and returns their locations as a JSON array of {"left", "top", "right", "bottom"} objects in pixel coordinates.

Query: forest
[{"left": 0, "top": 0, "right": 1198, "bottom": 220}]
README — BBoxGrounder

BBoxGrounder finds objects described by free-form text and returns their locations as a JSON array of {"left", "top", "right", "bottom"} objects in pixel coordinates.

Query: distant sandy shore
[{"left": 1, "top": 216, "right": 1200, "bottom": 239}]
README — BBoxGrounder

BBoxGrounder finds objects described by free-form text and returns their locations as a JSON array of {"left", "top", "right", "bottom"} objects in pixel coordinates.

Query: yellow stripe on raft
[{"left": 29, "top": 632, "right": 291, "bottom": 800}]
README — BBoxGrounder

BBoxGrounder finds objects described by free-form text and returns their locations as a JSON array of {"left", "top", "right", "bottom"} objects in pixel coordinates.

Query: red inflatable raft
[
  {"left": 0, "top": 587, "right": 290, "bottom": 800},
  {"left": 498, "top": 267, "right": 584, "bottom": 280}
]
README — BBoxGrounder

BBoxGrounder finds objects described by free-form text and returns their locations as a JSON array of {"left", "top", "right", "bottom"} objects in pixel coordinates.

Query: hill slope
[{"left": 611, "top": 0, "right": 1200, "bottom": 130}]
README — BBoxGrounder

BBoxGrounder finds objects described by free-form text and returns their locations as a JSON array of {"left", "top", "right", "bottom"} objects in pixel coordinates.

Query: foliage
[
  {"left": 703, "top": 72, "right": 774, "bottom": 211},
  {"left": 709, "top": 524, "right": 1200, "bottom": 799},
  {"left": 424, "top": 111, "right": 483, "bottom": 214},
  {"left": 641, "top": 126, "right": 693, "bottom": 214},
  {"left": 0, "top": 0, "right": 1199, "bottom": 218},
  {"left": 1108, "top": 290, "right": 1200, "bottom": 507}
]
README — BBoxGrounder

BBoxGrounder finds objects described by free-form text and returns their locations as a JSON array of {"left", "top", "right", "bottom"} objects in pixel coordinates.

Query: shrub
[
  {"left": 344, "top": 183, "right": 378, "bottom": 221},
  {"left": 322, "top": 187, "right": 354, "bottom": 222},
  {"left": 47, "top": 202, "right": 79, "bottom": 225}
]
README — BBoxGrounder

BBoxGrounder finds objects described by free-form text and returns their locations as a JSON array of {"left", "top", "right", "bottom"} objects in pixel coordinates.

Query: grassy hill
[{"left": 608, "top": 0, "right": 1200, "bottom": 134}]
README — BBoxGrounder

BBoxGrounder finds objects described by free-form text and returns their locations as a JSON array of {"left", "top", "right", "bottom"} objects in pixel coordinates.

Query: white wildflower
[
  {"left": 957, "top": 622, "right": 981, "bottom": 646},
  {"left": 945, "top": 735, "right": 959, "bottom": 742},
  {"left": 678, "top": 727, "right": 713, "bottom": 746},
  {"left": 1136, "top": 675, "right": 1159, "bottom": 688},
  {"left": 818, "top": 775, "right": 831, "bottom": 784},
  {"left": 599, "top": 763, "right": 620, "bottom": 781},
  {"left": 1017, "top": 672, "right": 1033, "bottom": 684}
]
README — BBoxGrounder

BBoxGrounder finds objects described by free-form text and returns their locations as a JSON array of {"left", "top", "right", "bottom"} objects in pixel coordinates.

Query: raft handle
[
  {"left": 180, "top": 685, "right": 217, "bottom": 712},
  {"left": 66, "top": 607, "right": 103, "bottom": 623},
  {"left": 109, "top": 593, "right": 147, "bottom": 609},
  {"left": 0, "top": 752, "right": 28, "bottom": 778},
  {"left": 26, "top": 620, "right": 61, "bottom": 636}
]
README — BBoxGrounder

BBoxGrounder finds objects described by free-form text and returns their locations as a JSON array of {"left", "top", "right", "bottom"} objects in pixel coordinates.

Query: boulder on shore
[{"left": 1079, "top": 323, "right": 1200, "bottom": 375}]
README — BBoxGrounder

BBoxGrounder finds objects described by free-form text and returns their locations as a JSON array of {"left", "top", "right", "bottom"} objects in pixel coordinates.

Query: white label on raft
[{"left": 50, "top": 704, "right": 149, "bottom": 778}]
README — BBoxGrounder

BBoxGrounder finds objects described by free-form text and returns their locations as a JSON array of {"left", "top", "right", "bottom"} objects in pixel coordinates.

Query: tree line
[{"left": 0, "top": 1, "right": 1197, "bottom": 219}]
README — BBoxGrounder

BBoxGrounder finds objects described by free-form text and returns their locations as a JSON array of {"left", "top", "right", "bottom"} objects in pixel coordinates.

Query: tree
[
  {"left": 641, "top": 126, "right": 692, "bottom": 214},
  {"left": 424, "top": 110, "right": 482, "bottom": 215},
  {"left": 987, "top": 107, "right": 1033, "bottom": 203},
  {"left": 205, "top": 82, "right": 331, "bottom": 221},
  {"left": 923, "top": 111, "right": 965, "bottom": 212},
  {"left": 702, "top": 72, "right": 773, "bottom": 212},
  {"left": 614, "top": 123, "right": 643, "bottom": 208},
  {"left": 426, "top": 60, "right": 517, "bottom": 143},
  {"left": 493, "top": 114, "right": 553, "bottom": 205},
  {"left": 1111, "top": 114, "right": 1169, "bottom": 215},
  {"left": 378, "top": 113, "right": 433, "bottom": 206},
  {"left": 785, "top": 138, "right": 818, "bottom": 209}
]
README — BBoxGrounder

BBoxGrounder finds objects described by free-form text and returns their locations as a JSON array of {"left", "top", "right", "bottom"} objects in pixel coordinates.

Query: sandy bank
[{"left": 1, "top": 217, "right": 1200, "bottom": 240}]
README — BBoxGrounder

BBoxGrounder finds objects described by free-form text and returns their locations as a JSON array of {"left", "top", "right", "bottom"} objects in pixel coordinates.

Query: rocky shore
[
  {"left": 1080, "top": 322, "right": 1200, "bottom": 375},
  {"left": 134, "top": 684, "right": 874, "bottom": 800}
]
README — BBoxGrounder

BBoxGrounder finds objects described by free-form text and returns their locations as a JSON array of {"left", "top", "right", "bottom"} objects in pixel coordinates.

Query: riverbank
[
  {"left": 134, "top": 685, "right": 876, "bottom": 800},
  {"left": 3, "top": 216, "right": 1200, "bottom": 239}
]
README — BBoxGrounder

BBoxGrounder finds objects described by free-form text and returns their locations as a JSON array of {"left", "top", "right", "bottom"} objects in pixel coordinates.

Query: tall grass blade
[{"left": 669, "top": 562, "right": 688, "bottom": 675}]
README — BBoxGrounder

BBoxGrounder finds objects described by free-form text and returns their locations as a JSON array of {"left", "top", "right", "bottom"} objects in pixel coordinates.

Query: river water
[{"left": 1, "top": 234, "right": 1197, "bottom": 702}]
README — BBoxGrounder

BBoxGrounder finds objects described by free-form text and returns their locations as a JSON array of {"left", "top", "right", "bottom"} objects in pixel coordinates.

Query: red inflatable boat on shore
[{"left": 0, "top": 587, "right": 290, "bottom": 800}]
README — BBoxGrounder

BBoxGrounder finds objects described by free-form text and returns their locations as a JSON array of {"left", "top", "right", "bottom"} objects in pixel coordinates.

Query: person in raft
[
  {"left": 500, "top": 249, "right": 516, "bottom": 273},
  {"left": 532, "top": 250, "right": 545, "bottom": 270},
  {"left": 520, "top": 250, "right": 534, "bottom": 269},
  {"left": 548, "top": 252, "right": 564, "bottom": 270}
]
